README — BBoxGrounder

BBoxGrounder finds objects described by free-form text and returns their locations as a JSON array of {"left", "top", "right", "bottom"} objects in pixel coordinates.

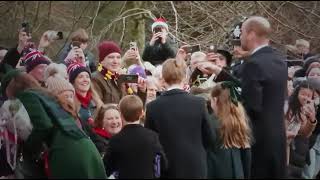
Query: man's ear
[{"left": 139, "top": 109, "right": 145, "bottom": 119}]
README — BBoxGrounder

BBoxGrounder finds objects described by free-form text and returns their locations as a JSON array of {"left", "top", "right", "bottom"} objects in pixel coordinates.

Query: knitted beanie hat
[
  {"left": 127, "top": 64, "right": 147, "bottom": 78},
  {"left": 98, "top": 41, "right": 121, "bottom": 62},
  {"left": 66, "top": 57, "right": 91, "bottom": 84},
  {"left": 44, "top": 63, "right": 68, "bottom": 82},
  {"left": 22, "top": 48, "right": 51, "bottom": 73},
  {"left": 151, "top": 17, "right": 169, "bottom": 32},
  {"left": 46, "top": 70, "right": 75, "bottom": 96},
  {"left": 303, "top": 54, "right": 320, "bottom": 70}
]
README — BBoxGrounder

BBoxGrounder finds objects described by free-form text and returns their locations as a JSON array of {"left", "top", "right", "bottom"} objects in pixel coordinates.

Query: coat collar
[
  {"left": 250, "top": 46, "right": 273, "bottom": 57},
  {"left": 161, "top": 89, "right": 188, "bottom": 96}
]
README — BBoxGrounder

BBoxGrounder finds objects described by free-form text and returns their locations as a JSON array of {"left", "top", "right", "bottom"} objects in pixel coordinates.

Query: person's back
[
  {"left": 240, "top": 16, "right": 287, "bottom": 178},
  {"left": 106, "top": 124, "right": 163, "bottom": 178},
  {"left": 104, "top": 95, "right": 167, "bottom": 178},
  {"left": 145, "top": 58, "right": 215, "bottom": 178},
  {"left": 146, "top": 90, "right": 213, "bottom": 178}
]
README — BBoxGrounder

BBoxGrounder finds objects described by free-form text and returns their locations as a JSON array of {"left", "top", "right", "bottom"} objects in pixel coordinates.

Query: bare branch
[
  {"left": 90, "top": 1, "right": 101, "bottom": 38},
  {"left": 170, "top": 1, "right": 178, "bottom": 40},
  {"left": 256, "top": 1, "right": 320, "bottom": 39}
]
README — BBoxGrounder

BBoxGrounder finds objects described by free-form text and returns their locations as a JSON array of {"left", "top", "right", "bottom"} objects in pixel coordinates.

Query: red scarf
[
  {"left": 93, "top": 127, "right": 112, "bottom": 139},
  {"left": 76, "top": 91, "right": 92, "bottom": 108}
]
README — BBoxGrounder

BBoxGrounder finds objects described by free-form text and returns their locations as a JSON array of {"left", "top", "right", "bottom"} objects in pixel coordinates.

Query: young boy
[{"left": 103, "top": 95, "right": 167, "bottom": 179}]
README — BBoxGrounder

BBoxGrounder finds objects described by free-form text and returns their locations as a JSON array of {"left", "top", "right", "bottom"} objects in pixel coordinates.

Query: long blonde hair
[
  {"left": 211, "top": 83, "right": 252, "bottom": 149},
  {"left": 74, "top": 86, "right": 103, "bottom": 119}
]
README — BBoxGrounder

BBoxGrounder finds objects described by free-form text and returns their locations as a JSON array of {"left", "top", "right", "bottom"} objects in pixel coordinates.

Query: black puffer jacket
[{"left": 142, "top": 35, "right": 177, "bottom": 66}]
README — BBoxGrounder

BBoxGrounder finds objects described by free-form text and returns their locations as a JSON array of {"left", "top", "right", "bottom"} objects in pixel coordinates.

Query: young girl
[
  {"left": 285, "top": 80, "right": 318, "bottom": 178},
  {"left": 207, "top": 81, "right": 252, "bottom": 179}
]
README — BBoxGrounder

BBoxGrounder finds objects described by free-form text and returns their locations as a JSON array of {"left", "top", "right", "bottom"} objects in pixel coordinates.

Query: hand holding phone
[
  {"left": 71, "top": 41, "right": 82, "bottom": 48},
  {"left": 129, "top": 42, "right": 137, "bottom": 51},
  {"left": 207, "top": 45, "right": 217, "bottom": 53},
  {"left": 302, "top": 102, "right": 316, "bottom": 121},
  {"left": 182, "top": 44, "right": 201, "bottom": 54}
]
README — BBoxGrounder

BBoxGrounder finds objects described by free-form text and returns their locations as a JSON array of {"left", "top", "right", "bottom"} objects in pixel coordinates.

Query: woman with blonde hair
[
  {"left": 207, "top": 81, "right": 252, "bottom": 179},
  {"left": 64, "top": 57, "right": 108, "bottom": 155}
]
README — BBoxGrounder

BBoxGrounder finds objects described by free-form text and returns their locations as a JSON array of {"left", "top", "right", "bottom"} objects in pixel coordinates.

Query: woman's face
[
  {"left": 298, "top": 87, "right": 313, "bottom": 106},
  {"left": 103, "top": 109, "right": 122, "bottom": 135},
  {"left": 74, "top": 72, "right": 90, "bottom": 93},
  {"left": 308, "top": 67, "right": 320, "bottom": 80},
  {"left": 101, "top": 52, "right": 121, "bottom": 73},
  {"left": 215, "top": 53, "right": 227, "bottom": 68},
  {"left": 147, "top": 83, "right": 158, "bottom": 101},
  {"left": 57, "top": 90, "right": 74, "bottom": 105}
]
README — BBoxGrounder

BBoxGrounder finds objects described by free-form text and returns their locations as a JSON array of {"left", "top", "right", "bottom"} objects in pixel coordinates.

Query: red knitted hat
[{"left": 98, "top": 41, "right": 121, "bottom": 62}]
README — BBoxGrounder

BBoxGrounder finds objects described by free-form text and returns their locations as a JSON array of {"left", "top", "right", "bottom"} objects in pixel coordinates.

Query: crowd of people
[{"left": 0, "top": 15, "right": 319, "bottom": 179}]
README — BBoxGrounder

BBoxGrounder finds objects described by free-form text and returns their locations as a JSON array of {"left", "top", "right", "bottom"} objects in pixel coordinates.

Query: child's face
[
  {"left": 298, "top": 87, "right": 313, "bottom": 106},
  {"left": 103, "top": 109, "right": 122, "bottom": 135}
]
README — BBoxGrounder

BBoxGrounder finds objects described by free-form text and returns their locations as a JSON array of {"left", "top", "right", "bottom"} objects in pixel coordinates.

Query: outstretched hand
[{"left": 196, "top": 61, "right": 222, "bottom": 75}]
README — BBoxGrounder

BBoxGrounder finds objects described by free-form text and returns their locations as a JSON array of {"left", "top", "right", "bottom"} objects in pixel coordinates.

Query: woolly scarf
[
  {"left": 97, "top": 63, "right": 119, "bottom": 81},
  {"left": 93, "top": 127, "right": 112, "bottom": 139},
  {"left": 97, "top": 63, "right": 134, "bottom": 95},
  {"left": 76, "top": 91, "right": 92, "bottom": 109}
]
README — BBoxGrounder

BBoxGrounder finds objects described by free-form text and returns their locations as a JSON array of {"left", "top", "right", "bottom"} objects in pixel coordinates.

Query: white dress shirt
[{"left": 167, "top": 84, "right": 183, "bottom": 91}]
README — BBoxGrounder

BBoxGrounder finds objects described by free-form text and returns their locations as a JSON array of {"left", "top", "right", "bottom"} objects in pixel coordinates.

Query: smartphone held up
[
  {"left": 182, "top": 44, "right": 201, "bottom": 54},
  {"left": 118, "top": 74, "right": 139, "bottom": 84}
]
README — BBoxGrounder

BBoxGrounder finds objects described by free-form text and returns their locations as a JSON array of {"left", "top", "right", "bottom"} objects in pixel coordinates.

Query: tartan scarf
[
  {"left": 97, "top": 63, "right": 134, "bottom": 95},
  {"left": 97, "top": 63, "right": 119, "bottom": 81}
]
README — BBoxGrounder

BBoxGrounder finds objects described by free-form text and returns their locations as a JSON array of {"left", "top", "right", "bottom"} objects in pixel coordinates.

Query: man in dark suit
[
  {"left": 145, "top": 58, "right": 216, "bottom": 178},
  {"left": 198, "top": 16, "right": 288, "bottom": 178},
  {"left": 240, "top": 16, "right": 288, "bottom": 178}
]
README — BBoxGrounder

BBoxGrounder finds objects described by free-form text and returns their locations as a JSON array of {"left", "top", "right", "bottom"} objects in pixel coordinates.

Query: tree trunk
[{"left": 123, "top": 1, "right": 146, "bottom": 55}]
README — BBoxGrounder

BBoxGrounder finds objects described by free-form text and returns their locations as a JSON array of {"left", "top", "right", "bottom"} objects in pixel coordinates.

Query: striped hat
[
  {"left": 22, "top": 48, "right": 51, "bottom": 73},
  {"left": 66, "top": 57, "right": 91, "bottom": 84}
]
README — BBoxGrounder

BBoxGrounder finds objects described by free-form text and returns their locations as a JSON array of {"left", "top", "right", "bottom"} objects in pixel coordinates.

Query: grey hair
[{"left": 191, "top": 51, "right": 206, "bottom": 61}]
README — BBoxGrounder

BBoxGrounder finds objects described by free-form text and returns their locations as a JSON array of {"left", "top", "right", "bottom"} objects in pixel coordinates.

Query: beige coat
[{"left": 91, "top": 72, "right": 146, "bottom": 105}]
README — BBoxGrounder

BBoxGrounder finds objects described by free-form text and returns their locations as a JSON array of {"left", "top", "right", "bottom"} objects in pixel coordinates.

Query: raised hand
[
  {"left": 150, "top": 32, "right": 162, "bottom": 46},
  {"left": 196, "top": 61, "right": 222, "bottom": 75}
]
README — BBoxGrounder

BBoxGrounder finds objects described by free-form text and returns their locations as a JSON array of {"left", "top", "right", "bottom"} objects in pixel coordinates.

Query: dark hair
[
  {"left": 286, "top": 80, "right": 314, "bottom": 121},
  {"left": 6, "top": 72, "right": 41, "bottom": 97},
  {"left": 70, "top": 28, "right": 89, "bottom": 43}
]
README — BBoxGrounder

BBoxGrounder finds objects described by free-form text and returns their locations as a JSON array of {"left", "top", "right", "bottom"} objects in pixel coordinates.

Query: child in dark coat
[{"left": 103, "top": 95, "right": 167, "bottom": 179}]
